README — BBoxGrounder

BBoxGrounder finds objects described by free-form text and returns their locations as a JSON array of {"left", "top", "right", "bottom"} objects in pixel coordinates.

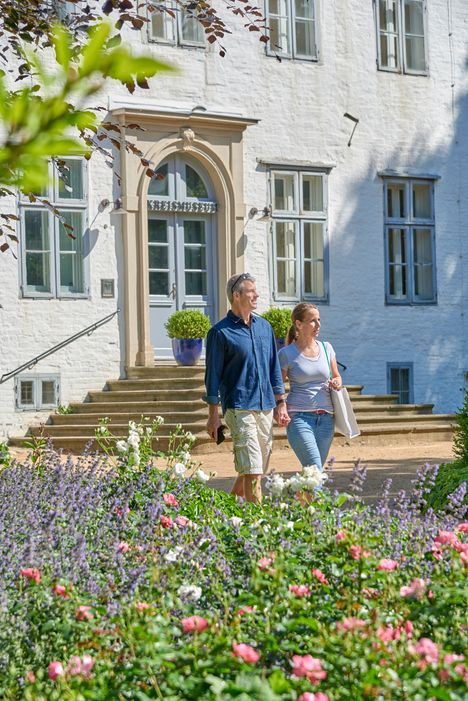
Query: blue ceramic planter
[
  {"left": 172, "top": 338, "right": 203, "bottom": 366},
  {"left": 275, "top": 338, "right": 286, "bottom": 352}
]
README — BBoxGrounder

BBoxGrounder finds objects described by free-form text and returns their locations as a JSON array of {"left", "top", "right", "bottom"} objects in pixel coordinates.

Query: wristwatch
[{"left": 276, "top": 398, "right": 286, "bottom": 406}]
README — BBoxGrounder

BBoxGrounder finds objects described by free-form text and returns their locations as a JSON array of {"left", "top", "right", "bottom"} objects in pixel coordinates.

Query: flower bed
[{"left": 0, "top": 427, "right": 467, "bottom": 700}]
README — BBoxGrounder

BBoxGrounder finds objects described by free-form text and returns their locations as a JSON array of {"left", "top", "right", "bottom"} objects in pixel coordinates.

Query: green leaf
[
  {"left": 80, "top": 22, "right": 111, "bottom": 76},
  {"left": 51, "top": 23, "right": 72, "bottom": 72}
]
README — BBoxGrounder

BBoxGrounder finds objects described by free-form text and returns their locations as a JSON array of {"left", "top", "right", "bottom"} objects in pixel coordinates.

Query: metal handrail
[{"left": 0, "top": 309, "right": 120, "bottom": 384}]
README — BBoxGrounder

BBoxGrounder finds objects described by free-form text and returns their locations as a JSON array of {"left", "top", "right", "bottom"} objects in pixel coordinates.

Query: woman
[{"left": 277, "top": 303, "right": 342, "bottom": 471}]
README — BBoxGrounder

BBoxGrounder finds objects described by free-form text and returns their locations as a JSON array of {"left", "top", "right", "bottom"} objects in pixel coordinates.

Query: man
[{"left": 204, "top": 273, "right": 289, "bottom": 503}]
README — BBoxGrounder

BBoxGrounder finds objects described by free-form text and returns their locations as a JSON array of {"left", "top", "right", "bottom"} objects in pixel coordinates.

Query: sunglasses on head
[{"left": 229, "top": 273, "right": 253, "bottom": 295}]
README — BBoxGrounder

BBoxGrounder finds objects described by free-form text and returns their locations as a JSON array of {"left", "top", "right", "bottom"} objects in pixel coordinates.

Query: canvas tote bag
[{"left": 321, "top": 342, "right": 360, "bottom": 439}]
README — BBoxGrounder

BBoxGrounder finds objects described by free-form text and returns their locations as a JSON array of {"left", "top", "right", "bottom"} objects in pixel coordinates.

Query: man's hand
[
  {"left": 274, "top": 402, "right": 290, "bottom": 427},
  {"left": 207, "top": 407, "right": 222, "bottom": 440}
]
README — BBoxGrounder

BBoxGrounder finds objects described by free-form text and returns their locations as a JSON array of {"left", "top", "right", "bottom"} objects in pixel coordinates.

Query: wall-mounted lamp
[
  {"left": 343, "top": 112, "right": 359, "bottom": 147},
  {"left": 248, "top": 206, "right": 273, "bottom": 222},
  {"left": 99, "top": 198, "right": 126, "bottom": 214}
]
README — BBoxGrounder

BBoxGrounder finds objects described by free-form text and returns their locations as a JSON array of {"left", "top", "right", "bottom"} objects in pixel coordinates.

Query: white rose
[
  {"left": 164, "top": 546, "right": 183, "bottom": 563},
  {"left": 229, "top": 516, "right": 243, "bottom": 527},
  {"left": 116, "top": 440, "right": 128, "bottom": 453},
  {"left": 194, "top": 468, "right": 210, "bottom": 483},
  {"left": 173, "top": 463, "right": 187, "bottom": 477},
  {"left": 177, "top": 584, "right": 202, "bottom": 602}
]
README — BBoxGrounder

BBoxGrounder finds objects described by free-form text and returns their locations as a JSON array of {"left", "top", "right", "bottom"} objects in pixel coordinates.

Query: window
[
  {"left": 387, "top": 363, "right": 413, "bottom": 404},
  {"left": 266, "top": 0, "right": 318, "bottom": 60},
  {"left": 15, "top": 375, "right": 60, "bottom": 411},
  {"left": 383, "top": 177, "right": 436, "bottom": 304},
  {"left": 19, "top": 158, "right": 88, "bottom": 298},
  {"left": 148, "top": 2, "right": 204, "bottom": 47},
  {"left": 376, "top": 0, "right": 427, "bottom": 74},
  {"left": 271, "top": 169, "right": 328, "bottom": 302}
]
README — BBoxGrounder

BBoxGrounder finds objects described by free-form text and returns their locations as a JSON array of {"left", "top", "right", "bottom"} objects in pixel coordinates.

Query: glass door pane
[
  {"left": 148, "top": 219, "right": 171, "bottom": 296},
  {"left": 183, "top": 220, "right": 207, "bottom": 296}
]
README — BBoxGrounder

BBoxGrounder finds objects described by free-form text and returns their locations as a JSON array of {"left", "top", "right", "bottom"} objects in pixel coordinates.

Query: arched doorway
[{"left": 147, "top": 154, "right": 218, "bottom": 357}]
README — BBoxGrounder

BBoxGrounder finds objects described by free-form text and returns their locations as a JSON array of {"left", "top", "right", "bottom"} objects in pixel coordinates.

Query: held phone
[{"left": 216, "top": 424, "right": 227, "bottom": 445}]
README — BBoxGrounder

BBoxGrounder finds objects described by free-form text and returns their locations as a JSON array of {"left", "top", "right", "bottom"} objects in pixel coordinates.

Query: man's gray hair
[{"left": 226, "top": 273, "right": 256, "bottom": 303}]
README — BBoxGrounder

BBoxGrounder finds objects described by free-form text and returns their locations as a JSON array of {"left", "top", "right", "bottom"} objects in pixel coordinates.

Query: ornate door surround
[{"left": 112, "top": 106, "right": 257, "bottom": 367}]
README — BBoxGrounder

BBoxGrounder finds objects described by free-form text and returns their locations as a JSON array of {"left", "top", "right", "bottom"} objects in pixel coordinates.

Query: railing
[{"left": 0, "top": 309, "right": 120, "bottom": 385}]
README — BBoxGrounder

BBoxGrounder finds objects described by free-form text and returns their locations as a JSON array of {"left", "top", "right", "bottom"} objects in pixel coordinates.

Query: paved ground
[
  {"left": 192, "top": 440, "right": 454, "bottom": 503},
  {"left": 8, "top": 440, "right": 454, "bottom": 503}
]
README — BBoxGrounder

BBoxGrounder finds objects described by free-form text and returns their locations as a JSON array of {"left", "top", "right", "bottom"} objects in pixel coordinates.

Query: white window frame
[
  {"left": 15, "top": 374, "right": 60, "bottom": 411},
  {"left": 387, "top": 362, "right": 414, "bottom": 404},
  {"left": 375, "top": 0, "right": 428, "bottom": 75},
  {"left": 383, "top": 177, "right": 436, "bottom": 305},
  {"left": 147, "top": 1, "right": 205, "bottom": 48},
  {"left": 18, "top": 158, "right": 89, "bottom": 300},
  {"left": 266, "top": 0, "right": 319, "bottom": 61},
  {"left": 270, "top": 168, "right": 329, "bottom": 303}
]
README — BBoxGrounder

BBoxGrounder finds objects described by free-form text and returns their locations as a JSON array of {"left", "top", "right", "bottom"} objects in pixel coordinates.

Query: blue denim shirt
[{"left": 204, "top": 310, "right": 285, "bottom": 413}]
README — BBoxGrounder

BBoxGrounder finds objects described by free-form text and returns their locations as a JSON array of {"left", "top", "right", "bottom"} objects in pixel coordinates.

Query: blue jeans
[{"left": 286, "top": 412, "right": 335, "bottom": 470}]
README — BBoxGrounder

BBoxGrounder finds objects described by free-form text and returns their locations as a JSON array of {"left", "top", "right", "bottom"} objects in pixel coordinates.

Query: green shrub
[
  {"left": 165, "top": 310, "right": 211, "bottom": 339},
  {"left": 425, "top": 460, "right": 468, "bottom": 510},
  {"left": 426, "top": 391, "right": 468, "bottom": 509},
  {"left": 453, "top": 389, "right": 468, "bottom": 465},
  {"left": 261, "top": 307, "right": 292, "bottom": 338}
]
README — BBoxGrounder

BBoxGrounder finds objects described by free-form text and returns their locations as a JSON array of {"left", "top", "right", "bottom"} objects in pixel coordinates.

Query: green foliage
[
  {"left": 165, "top": 310, "right": 212, "bottom": 339},
  {"left": 261, "top": 307, "right": 292, "bottom": 338},
  {"left": 0, "top": 442, "right": 10, "bottom": 468},
  {"left": 0, "top": 22, "right": 173, "bottom": 195},
  {"left": 426, "top": 391, "right": 468, "bottom": 510},
  {"left": 453, "top": 389, "right": 468, "bottom": 465},
  {"left": 57, "top": 405, "right": 74, "bottom": 415},
  {"left": 425, "top": 461, "right": 468, "bottom": 511}
]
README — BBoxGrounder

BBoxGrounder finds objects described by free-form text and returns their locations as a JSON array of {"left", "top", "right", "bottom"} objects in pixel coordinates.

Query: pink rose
[
  {"left": 431, "top": 543, "right": 444, "bottom": 560},
  {"left": 337, "top": 617, "right": 367, "bottom": 632},
  {"left": 291, "top": 654, "right": 327, "bottom": 684},
  {"left": 434, "top": 530, "right": 458, "bottom": 546},
  {"left": 349, "top": 545, "right": 371, "bottom": 560},
  {"left": 377, "top": 624, "right": 396, "bottom": 643},
  {"left": 66, "top": 656, "right": 82, "bottom": 676},
  {"left": 237, "top": 605, "right": 254, "bottom": 616},
  {"left": 175, "top": 515, "right": 190, "bottom": 527},
  {"left": 163, "top": 493, "right": 178, "bottom": 507},
  {"left": 460, "top": 550, "right": 468, "bottom": 567},
  {"left": 400, "top": 578, "right": 426, "bottom": 599},
  {"left": 289, "top": 584, "right": 310, "bottom": 597},
  {"left": 181, "top": 615, "right": 208, "bottom": 633},
  {"left": 456, "top": 522, "right": 468, "bottom": 533},
  {"left": 48, "top": 661, "right": 65, "bottom": 681},
  {"left": 135, "top": 602, "right": 150, "bottom": 611},
  {"left": 25, "top": 671, "right": 36, "bottom": 683},
  {"left": 311, "top": 568, "right": 328, "bottom": 585},
  {"left": 20, "top": 568, "right": 41, "bottom": 584},
  {"left": 232, "top": 642, "right": 260, "bottom": 663},
  {"left": 52, "top": 584, "right": 68, "bottom": 597},
  {"left": 257, "top": 556, "right": 274, "bottom": 571},
  {"left": 298, "top": 694, "right": 329, "bottom": 701},
  {"left": 377, "top": 559, "right": 399, "bottom": 571},
  {"left": 81, "top": 655, "right": 94, "bottom": 677},
  {"left": 160, "top": 515, "right": 174, "bottom": 528},
  {"left": 411, "top": 637, "right": 439, "bottom": 666},
  {"left": 335, "top": 530, "right": 347, "bottom": 543},
  {"left": 117, "top": 541, "right": 130, "bottom": 553},
  {"left": 75, "top": 605, "right": 93, "bottom": 621}
]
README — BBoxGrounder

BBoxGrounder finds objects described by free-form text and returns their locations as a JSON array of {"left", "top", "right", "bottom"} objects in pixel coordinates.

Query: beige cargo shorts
[{"left": 224, "top": 409, "right": 274, "bottom": 475}]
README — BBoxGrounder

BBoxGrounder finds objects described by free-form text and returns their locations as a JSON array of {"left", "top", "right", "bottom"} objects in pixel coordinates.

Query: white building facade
[{"left": 1, "top": 0, "right": 467, "bottom": 439}]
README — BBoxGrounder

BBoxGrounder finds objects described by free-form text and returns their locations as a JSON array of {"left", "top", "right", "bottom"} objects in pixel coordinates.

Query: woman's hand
[{"left": 329, "top": 376, "right": 342, "bottom": 390}]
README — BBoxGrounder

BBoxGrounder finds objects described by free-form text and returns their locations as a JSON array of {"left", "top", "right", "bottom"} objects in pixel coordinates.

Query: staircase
[{"left": 9, "top": 364, "right": 455, "bottom": 453}]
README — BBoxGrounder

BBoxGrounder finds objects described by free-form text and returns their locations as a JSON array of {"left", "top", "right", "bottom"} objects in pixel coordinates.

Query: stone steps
[{"left": 8, "top": 364, "right": 455, "bottom": 452}]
